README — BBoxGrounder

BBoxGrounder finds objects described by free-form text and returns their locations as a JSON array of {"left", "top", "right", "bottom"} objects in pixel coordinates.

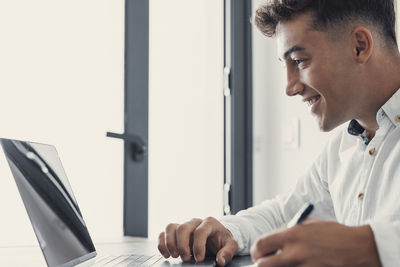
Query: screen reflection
[{"left": 1, "top": 139, "right": 95, "bottom": 267}]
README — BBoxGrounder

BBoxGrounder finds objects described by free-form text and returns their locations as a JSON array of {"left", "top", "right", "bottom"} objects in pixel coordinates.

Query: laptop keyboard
[{"left": 91, "top": 254, "right": 163, "bottom": 267}]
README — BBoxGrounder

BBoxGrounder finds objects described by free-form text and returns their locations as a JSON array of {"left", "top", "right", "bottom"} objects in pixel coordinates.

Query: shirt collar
[
  {"left": 380, "top": 88, "right": 400, "bottom": 126},
  {"left": 347, "top": 88, "right": 400, "bottom": 144}
]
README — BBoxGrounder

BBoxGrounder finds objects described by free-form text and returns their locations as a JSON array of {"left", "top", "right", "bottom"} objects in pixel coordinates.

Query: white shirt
[{"left": 220, "top": 89, "right": 400, "bottom": 267}]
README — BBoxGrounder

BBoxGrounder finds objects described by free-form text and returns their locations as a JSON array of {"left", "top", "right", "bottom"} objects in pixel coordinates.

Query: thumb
[{"left": 215, "top": 239, "right": 238, "bottom": 266}]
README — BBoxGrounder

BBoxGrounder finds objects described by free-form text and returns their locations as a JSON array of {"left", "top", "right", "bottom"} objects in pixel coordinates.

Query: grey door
[{"left": 107, "top": 0, "right": 149, "bottom": 237}]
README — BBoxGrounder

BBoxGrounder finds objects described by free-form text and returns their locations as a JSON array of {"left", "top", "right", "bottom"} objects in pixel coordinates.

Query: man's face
[{"left": 276, "top": 12, "right": 358, "bottom": 131}]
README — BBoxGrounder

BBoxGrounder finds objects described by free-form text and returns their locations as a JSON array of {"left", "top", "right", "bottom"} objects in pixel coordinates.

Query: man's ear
[{"left": 351, "top": 27, "right": 373, "bottom": 64}]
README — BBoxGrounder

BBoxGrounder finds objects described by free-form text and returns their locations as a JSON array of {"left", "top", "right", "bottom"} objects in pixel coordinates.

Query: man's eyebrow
[{"left": 280, "top": 45, "right": 305, "bottom": 61}]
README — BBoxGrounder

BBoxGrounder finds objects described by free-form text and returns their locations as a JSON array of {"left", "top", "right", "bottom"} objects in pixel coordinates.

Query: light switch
[{"left": 284, "top": 118, "right": 300, "bottom": 149}]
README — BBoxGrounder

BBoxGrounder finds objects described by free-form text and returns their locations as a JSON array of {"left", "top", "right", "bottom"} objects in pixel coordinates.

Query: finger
[
  {"left": 302, "top": 217, "right": 321, "bottom": 224},
  {"left": 256, "top": 253, "right": 291, "bottom": 267},
  {"left": 192, "top": 220, "right": 213, "bottom": 262},
  {"left": 215, "top": 238, "right": 238, "bottom": 266},
  {"left": 158, "top": 232, "right": 171, "bottom": 258},
  {"left": 250, "top": 232, "right": 285, "bottom": 261},
  {"left": 176, "top": 218, "right": 203, "bottom": 262},
  {"left": 165, "top": 223, "right": 179, "bottom": 258}
]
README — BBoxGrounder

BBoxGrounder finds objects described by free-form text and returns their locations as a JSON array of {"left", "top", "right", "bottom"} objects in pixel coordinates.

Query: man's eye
[
  {"left": 293, "top": 59, "right": 305, "bottom": 65},
  {"left": 290, "top": 58, "right": 308, "bottom": 69}
]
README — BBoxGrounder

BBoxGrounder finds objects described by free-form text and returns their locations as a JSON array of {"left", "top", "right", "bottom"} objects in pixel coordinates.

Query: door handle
[{"left": 106, "top": 132, "right": 147, "bottom": 162}]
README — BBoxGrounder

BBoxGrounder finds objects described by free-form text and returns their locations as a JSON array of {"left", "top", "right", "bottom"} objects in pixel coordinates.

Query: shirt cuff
[
  {"left": 219, "top": 215, "right": 249, "bottom": 255},
  {"left": 368, "top": 221, "right": 400, "bottom": 267}
]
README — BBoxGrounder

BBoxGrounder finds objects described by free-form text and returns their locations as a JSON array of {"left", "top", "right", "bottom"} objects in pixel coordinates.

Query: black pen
[{"left": 286, "top": 203, "right": 314, "bottom": 228}]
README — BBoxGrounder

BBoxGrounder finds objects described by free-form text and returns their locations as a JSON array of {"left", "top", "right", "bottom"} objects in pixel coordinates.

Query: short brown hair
[{"left": 255, "top": 0, "right": 397, "bottom": 46}]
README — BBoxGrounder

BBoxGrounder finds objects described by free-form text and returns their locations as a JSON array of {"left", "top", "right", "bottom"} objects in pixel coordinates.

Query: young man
[{"left": 158, "top": 1, "right": 400, "bottom": 266}]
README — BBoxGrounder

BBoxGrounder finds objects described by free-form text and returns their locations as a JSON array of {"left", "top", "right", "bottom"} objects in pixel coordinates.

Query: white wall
[
  {"left": 252, "top": 0, "right": 343, "bottom": 204},
  {"left": 148, "top": 0, "right": 224, "bottom": 239},
  {"left": 0, "top": 0, "right": 125, "bottom": 246},
  {"left": 0, "top": 0, "right": 224, "bottom": 247}
]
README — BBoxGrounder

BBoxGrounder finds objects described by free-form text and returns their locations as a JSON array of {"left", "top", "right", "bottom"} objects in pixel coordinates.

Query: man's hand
[
  {"left": 158, "top": 217, "right": 238, "bottom": 266},
  {"left": 250, "top": 220, "right": 382, "bottom": 267}
]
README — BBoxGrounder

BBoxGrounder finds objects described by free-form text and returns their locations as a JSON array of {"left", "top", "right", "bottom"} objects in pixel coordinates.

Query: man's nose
[{"left": 285, "top": 70, "right": 304, "bottom": 96}]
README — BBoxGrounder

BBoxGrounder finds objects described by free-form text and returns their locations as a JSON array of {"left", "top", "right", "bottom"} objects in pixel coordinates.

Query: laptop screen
[{"left": 0, "top": 138, "right": 96, "bottom": 267}]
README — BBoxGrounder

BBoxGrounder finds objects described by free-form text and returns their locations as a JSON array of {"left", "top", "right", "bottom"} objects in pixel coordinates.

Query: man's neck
[{"left": 355, "top": 52, "right": 400, "bottom": 140}]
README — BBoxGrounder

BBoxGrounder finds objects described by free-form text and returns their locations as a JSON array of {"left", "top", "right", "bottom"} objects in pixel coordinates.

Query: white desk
[
  {"left": 0, "top": 237, "right": 253, "bottom": 267},
  {"left": 0, "top": 236, "right": 158, "bottom": 267}
]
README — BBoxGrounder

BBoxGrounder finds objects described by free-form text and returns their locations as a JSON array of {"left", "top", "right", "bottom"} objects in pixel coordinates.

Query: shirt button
[
  {"left": 369, "top": 148, "right": 376, "bottom": 156},
  {"left": 358, "top": 193, "right": 365, "bottom": 200},
  {"left": 395, "top": 115, "right": 400, "bottom": 122}
]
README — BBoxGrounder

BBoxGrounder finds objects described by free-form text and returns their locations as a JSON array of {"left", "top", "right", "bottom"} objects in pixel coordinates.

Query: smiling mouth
[{"left": 306, "top": 95, "right": 321, "bottom": 107}]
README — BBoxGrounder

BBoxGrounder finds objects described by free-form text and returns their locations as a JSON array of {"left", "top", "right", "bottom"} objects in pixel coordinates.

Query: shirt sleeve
[
  {"left": 369, "top": 221, "right": 400, "bottom": 267},
  {"left": 219, "top": 150, "right": 337, "bottom": 254}
]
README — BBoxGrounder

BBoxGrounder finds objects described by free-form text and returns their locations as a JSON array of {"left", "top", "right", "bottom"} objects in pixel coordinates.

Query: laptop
[{"left": 0, "top": 138, "right": 253, "bottom": 267}]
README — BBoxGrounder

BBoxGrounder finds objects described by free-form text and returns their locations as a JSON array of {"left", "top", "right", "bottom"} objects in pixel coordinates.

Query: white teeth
[{"left": 307, "top": 95, "right": 320, "bottom": 106}]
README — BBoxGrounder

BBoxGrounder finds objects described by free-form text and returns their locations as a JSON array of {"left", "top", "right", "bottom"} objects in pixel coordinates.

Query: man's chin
[
  {"left": 319, "top": 125, "right": 334, "bottom": 132},
  {"left": 317, "top": 117, "right": 337, "bottom": 132},
  {"left": 317, "top": 116, "right": 345, "bottom": 132}
]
